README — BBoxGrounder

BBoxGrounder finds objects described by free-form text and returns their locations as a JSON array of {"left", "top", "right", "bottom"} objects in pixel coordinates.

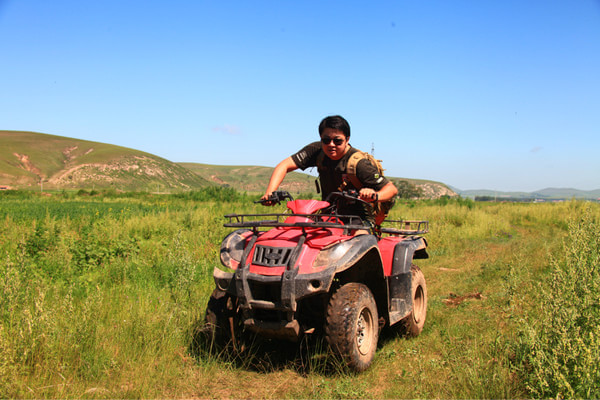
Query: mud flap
[
  {"left": 387, "top": 237, "right": 427, "bottom": 325},
  {"left": 388, "top": 272, "right": 412, "bottom": 325}
]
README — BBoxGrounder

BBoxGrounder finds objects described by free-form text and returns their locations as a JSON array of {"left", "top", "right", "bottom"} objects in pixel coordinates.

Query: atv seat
[{"left": 284, "top": 200, "right": 330, "bottom": 224}]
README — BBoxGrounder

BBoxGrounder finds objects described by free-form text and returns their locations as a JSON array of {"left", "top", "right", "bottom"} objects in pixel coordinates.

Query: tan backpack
[{"left": 317, "top": 150, "right": 395, "bottom": 225}]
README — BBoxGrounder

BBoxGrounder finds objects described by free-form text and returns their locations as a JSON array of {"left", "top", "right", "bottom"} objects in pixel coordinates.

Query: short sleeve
[
  {"left": 355, "top": 158, "right": 390, "bottom": 191},
  {"left": 291, "top": 142, "right": 322, "bottom": 170}
]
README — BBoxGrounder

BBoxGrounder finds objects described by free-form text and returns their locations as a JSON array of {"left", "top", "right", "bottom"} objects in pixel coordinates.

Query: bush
[
  {"left": 513, "top": 209, "right": 600, "bottom": 398},
  {"left": 172, "top": 187, "right": 249, "bottom": 202}
]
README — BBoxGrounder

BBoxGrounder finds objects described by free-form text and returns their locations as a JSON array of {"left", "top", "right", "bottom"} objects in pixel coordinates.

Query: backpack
[{"left": 317, "top": 150, "right": 395, "bottom": 225}]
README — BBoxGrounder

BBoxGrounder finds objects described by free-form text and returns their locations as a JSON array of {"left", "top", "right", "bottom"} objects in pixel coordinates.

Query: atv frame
[{"left": 205, "top": 191, "right": 429, "bottom": 371}]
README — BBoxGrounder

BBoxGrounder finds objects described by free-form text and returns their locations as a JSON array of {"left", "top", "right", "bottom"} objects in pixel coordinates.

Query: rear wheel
[
  {"left": 402, "top": 265, "right": 427, "bottom": 337},
  {"left": 325, "top": 282, "right": 379, "bottom": 372}
]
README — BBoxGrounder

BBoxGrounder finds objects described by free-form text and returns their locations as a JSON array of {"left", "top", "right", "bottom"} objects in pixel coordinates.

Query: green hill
[
  {"left": 0, "top": 130, "right": 457, "bottom": 198},
  {"left": 0, "top": 131, "right": 211, "bottom": 191},
  {"left": 179, "top": 162, "right": 457, "bottom": 198},
  {"left": 178, "top": 163, "right": 318, "bottom": 195}
]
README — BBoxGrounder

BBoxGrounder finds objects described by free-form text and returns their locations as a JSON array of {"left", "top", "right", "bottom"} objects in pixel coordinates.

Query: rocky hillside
[{"left": 412, "top": 180, "right": 458, "bottom": 199}]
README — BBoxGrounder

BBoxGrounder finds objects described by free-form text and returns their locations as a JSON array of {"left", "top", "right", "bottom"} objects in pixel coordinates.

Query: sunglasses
[{"left": 321, "top": 137, "right": 345, "bottom": 145}]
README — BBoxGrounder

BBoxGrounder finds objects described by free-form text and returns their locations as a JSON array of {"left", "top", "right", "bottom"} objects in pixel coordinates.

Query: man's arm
[
  {"left": 359, "top": 181, "right": 398, "bottom": 203},
  {"left": 261, "top": 157, "right": 298, "bottom": 202}
]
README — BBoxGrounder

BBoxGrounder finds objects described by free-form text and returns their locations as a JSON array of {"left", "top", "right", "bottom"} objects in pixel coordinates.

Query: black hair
[{"left": 318, "top": 115, "right": 350, "bottom": 138}]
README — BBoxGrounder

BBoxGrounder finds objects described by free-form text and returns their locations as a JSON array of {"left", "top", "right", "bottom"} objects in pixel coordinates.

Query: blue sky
[{"left": 1, "top": 0, "right": 599, "bottom": 192}]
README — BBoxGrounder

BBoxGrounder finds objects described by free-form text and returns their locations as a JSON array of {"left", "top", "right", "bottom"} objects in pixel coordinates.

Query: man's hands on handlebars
[
  {"left": 358, "top": 188, "right": 378, "bottom": 203},
  {"left": 324, "top": 189, "right": 377, "bottom": 205},
  {"left": 259, "top": 189, "right": 376, "bottom": 206},
  {"left": 258, "top": 190, "right": 294, "bottom": 206}
]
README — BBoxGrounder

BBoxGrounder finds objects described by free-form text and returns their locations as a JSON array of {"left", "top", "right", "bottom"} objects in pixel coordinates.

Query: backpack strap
[{"left": 344, "top": 151, "right": 393, "bottom": 226}]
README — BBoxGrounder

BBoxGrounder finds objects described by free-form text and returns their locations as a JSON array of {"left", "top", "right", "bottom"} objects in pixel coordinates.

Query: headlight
[
  {"left": 313, "top": 240, "right": 354, "bottom": 268},
  {"left": 219, "top": 229, "right": 252, "bottom": 270}
]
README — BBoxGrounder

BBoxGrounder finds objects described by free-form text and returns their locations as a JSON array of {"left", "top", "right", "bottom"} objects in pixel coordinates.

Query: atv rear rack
[
  {"left": 379, "top": 220, "right": 429, "bottom": 236},
  {"left": 224, "top": 213, "right": 367, "bottom": 232}
]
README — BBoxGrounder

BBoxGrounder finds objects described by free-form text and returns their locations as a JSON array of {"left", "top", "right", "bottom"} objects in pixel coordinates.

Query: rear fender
[
  {"left": 386, "top": 236, "right": 428, "bottom": 325},
  {"left": 390, "top": 237, "right": 428, "bottom": 276}
]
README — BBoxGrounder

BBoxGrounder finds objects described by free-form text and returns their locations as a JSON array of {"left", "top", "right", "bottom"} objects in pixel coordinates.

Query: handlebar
[
  {"left": 324, "top": 190, "right": 375, "bottom": 205},
  {"left": 257, "top": 189, "right": 376, "bottom": 207}
]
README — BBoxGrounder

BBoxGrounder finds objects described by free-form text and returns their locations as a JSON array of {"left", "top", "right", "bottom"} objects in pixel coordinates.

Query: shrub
[{"left": 512, "top": 208, "right": 600, "bottom": 398}]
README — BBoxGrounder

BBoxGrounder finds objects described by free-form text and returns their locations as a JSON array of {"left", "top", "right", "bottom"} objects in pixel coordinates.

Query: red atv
[{"left": 204, "top": 190, "right": 429, "bottom": 372}]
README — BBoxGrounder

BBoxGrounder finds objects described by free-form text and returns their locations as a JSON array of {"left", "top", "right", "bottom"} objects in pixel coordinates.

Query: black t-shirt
[{"left": 291, "top": 142, "right": 390, "bottom": 221}]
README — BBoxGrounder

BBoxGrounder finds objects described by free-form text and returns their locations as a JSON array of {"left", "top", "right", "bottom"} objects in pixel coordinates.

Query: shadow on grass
[
  {"left": 188, "top": 317, "right": 417, "bottom": 376},
  {"left": 188, "top": 318, "right": 352, "bottom": 376}
]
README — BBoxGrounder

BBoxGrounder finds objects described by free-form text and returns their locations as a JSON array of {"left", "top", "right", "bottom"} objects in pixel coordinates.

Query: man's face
[{"left": 320, "top": 128, "right": 348, "bottom": 160}]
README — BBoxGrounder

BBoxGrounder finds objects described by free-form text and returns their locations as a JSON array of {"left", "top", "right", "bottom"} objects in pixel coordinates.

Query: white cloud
[{"left": 212, "top": 124, "right": 242, "bottom": 135}]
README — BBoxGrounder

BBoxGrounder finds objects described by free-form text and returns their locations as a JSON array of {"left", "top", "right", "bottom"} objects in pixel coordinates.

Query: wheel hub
[{"left": 356, "top": 308, "right": 373, "bottom": 355}]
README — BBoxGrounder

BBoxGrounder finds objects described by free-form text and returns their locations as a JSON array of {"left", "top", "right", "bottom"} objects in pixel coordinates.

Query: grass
[{"left": 0, "top": 190, "right": 598, "bottom": 398}]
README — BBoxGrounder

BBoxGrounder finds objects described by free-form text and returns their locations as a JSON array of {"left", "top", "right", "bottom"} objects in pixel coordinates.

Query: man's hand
[
  {"left": 359, "top": 188, "right": 378, "bottom": 203},
  {"left": 260, "top": 192, "right": 276, "bottom": 206},
  {"left": 259, "top": 191, "right": 293, "bottom": 206}
]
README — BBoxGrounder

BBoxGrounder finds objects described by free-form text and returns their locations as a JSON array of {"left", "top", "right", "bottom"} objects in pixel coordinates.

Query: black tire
[
  {"left": 325, "top": 282, "right": 379, "bottom": 372},
  {"left": 402, "top": 265, "right": 427, "bottom": 337}
]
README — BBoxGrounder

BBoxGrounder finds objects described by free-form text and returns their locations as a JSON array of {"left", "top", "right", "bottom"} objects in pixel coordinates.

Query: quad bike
[{"left": 204, "top": 190, "right": 429, "bottom": 372}]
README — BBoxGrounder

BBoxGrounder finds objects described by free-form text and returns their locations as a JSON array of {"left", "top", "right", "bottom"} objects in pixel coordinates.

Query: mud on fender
[{"left": 313, "top": 234, "right": 380, "bottom": 272}]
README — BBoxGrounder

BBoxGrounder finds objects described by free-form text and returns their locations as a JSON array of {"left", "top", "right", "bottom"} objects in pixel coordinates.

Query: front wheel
[
  {"left": 202, "top": 289, "right": 244, "bottom": 351},
  {"left": 402, "top": 265, "right": 428, "bottom": 337},
  {"left": 325, "top": 283, "right": 379, "bottom": 372}
]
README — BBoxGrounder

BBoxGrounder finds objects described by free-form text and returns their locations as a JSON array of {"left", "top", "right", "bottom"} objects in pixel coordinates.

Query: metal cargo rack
[
  {"left": 224, "top": 213, "right": 368, "bottom": 233},
  {"left": 378, "top": 220, "right": 429, "bottom": 236}
]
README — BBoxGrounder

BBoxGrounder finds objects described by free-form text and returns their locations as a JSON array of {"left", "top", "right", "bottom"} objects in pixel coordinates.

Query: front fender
[{"left": 312, "top": 234, "right": 380, "bottom": 273}]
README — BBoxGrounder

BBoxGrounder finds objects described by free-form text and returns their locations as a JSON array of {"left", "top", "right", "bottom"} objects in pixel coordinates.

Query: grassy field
[{"left": 0, "top": 189, "right": 598, "bottom": 398}]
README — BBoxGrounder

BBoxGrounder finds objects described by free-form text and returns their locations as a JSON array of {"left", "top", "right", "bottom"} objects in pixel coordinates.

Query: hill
[
  {"left": 0, "top": 131, "right": 211, "bottom": 191},
  {"left": 0, "top": 130, "right": 457, "bottom": 198},
  {"left": 180, "top": 162, "right": 457, "bottom": 198},
  {"left": 178, "top": 163, "right": 317, "bottom": 195}
]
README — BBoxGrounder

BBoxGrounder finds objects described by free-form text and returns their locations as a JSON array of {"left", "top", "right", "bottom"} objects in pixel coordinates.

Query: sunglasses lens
[{"left": 321, "top": 137, "right": 344, "bottom": 145}]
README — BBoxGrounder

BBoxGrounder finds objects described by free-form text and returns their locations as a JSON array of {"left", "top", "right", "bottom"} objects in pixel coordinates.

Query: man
[{"left": 262, "top": 115, "right": 397, "bottom": 225}]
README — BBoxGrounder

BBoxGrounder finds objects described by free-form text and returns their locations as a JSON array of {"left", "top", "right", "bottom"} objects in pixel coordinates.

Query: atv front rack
[
  {"left": 379, "top": 220, "right": 429, "bottom": 236},
  {"left": 224, "top": 214, "right": 429, "bottom": 236},
  {"left": 224, "top": 213, "right": 368, "bottom": 232}
]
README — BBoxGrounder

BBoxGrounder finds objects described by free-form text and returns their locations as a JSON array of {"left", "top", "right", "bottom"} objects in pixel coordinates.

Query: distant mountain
[
  {"left": 458, "top": 187, "right": 600, "bottom": 200},
  {"left": 0, "top": 131, "right": 210, "bottom": 191},
  {"left": 532, "top": 188, "right": 600, "bottom": 199}
]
